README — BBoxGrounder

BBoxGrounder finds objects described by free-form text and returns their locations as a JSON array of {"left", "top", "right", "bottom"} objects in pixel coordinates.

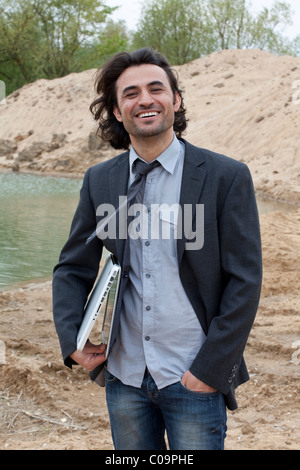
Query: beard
[{"left": 123, "top": 111, "right": 175, "bottom": 141}]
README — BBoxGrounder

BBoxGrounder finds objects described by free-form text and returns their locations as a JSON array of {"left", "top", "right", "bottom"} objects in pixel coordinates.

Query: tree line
[{"left": 1, "top": 0, "right": 299, "bottom": 95}]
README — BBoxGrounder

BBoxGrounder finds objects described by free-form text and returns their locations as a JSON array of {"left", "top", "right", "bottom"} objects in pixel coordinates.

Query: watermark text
[{"left": 95, "top": 200, "right": 204, "bottom": 250}]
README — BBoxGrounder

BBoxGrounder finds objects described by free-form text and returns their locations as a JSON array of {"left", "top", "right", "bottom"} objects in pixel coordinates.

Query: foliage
[
  {"left": 0, "top": 0, "right": 128, "bottom": 94},
  {"left": 132, "top": 0, "right": 214, "bottom": 65},
  {"left": 133, "top": 0, "right": 299, "bottom": 63},
  {"left": 0, "top": 0, "right": 299, "bottom": 95}
]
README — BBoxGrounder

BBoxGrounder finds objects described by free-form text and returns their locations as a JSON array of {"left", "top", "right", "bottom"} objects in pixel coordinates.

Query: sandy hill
[{"left": 0, "top": 48, "right": 299, "bottom": 203}]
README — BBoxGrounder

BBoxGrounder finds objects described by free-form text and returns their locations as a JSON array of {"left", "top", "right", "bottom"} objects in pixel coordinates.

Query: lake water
[
  {"left": 0, "top": 173, "right": 82, "bottom": 290},
  {"left": 0, "top": 172, "right": 296, "bottom": 290}
]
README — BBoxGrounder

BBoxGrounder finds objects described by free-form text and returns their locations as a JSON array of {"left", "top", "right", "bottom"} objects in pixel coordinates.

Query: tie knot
[{"left": 133, "top": 159, "right": 161, "bottom": 178}]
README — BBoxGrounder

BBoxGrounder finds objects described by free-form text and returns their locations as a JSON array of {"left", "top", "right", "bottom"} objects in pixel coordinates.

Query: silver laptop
[{"left": 77, "top": 254, "right": 121, "bottom": 352}]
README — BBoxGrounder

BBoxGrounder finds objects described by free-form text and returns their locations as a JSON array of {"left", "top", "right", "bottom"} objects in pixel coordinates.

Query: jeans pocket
[
  {"left": 179, "top": 380, "right": 219, "bottom": 397},
  {"left": 104, "top": 367, "right": 119, "bottom": 384}
]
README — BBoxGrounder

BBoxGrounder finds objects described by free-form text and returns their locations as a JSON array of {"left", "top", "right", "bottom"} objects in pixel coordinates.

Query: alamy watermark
[
  {"left": 94, "top": 200, "right": 204, "bottom": 250},
  {"left": 292, "top": 80, "right": 300, "bottom": 105},
  {"left": 0, "top": 80, "right": 6, "bottom": 105}
]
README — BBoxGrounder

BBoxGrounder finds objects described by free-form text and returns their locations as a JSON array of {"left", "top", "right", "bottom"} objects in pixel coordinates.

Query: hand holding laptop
[
  {"left": 76, "top": 254, "right": 121, "bottom": 354},
  {"left": 70, "top": 340, "right": 107, "bottom": 372},
  {"left": 73, "top": 253, "right": 121, "bottom": 373}
]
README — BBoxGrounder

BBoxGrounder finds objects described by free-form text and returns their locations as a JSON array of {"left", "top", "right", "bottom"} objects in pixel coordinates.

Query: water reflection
[
  {"left": 0, "top": 173, "right": 82, "bottom": 290},
  {"left": 0, "top": 173, "right": 296, "bottom": 290}
]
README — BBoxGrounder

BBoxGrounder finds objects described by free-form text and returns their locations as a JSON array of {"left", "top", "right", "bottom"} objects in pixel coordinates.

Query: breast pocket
[{"left": 159, "top": 207, "right": 179, "bottom": 258}]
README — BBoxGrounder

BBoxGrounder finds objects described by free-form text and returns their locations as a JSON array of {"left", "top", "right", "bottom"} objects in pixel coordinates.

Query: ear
[
  {"left": 113, "top": 105, "right": 123, "bottom": 122},
  {"left": 174, "top": 91, "right": 181, "bottom": 112}
]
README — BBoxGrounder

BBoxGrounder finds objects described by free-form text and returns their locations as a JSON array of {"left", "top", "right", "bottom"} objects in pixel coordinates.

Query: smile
[{"left": 137, "top": 111, "right": 159, "bottom": 118}]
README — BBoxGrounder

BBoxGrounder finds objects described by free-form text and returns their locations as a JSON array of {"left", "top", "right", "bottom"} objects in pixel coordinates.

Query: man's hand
[
  {"left": 181, "top": 370, "right": 217, "bottom": 393},
  {"left": 70, "top": 341, "right": 107, "bottom": 371}
]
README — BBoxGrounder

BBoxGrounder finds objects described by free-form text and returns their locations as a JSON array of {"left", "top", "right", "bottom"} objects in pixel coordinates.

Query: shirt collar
[{"left": 129, "top": 134, "right": 182, "bottom": 177}]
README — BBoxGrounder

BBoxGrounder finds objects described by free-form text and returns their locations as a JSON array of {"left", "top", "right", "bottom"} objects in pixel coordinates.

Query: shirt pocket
[{"left": 159, "top": 208, "right": 178, "bottom": 258}]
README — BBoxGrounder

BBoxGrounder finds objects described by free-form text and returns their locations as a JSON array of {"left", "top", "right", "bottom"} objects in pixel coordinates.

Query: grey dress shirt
[{"left": 107, "top": 135, "right": 206, "bottom": 389}]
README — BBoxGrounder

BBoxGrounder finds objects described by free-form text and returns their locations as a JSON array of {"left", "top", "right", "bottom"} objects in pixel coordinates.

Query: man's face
[{"left": 113, "top": 64, "right": 181, "bottom": 144}]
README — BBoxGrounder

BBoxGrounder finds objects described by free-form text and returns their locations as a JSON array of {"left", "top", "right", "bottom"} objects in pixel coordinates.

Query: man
[{"left": 53, "top": 48, "right": 262, "bottom": 450}]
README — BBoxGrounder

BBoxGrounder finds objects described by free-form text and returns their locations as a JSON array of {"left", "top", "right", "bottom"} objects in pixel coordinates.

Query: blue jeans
[{"left": 105, "top": 368, "right": 227, "bottom": 450}]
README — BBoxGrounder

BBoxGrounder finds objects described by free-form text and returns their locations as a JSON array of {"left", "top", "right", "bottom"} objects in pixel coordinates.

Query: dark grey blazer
[{"left": 52, "top": 139, "right": 262, "bottom": 410}]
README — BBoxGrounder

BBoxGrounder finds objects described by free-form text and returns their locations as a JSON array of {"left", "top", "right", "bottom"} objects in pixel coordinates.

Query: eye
[{"left": 126, "top": 92, "right": 137, "bottom": 98}]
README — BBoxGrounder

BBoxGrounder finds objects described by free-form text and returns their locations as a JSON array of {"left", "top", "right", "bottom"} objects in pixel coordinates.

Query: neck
[{"left": 130, "top": 129, "right": 174, "bottom": 162}]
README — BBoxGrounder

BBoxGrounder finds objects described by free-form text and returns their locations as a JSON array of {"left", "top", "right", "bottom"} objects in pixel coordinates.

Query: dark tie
[
  {"left": 127, "top": 158, "right": 161, "bottom": 205},
  {"left": 122, "top": 159, "right": 161, "bottom": 273}
]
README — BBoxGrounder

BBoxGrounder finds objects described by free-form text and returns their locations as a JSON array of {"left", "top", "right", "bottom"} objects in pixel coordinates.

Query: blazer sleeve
[
  {"left": 52, "top": 168, "right": 103, "bottom": 366},
  {"left": 189, "top": 163, "right": 262, "bottom": 394}
]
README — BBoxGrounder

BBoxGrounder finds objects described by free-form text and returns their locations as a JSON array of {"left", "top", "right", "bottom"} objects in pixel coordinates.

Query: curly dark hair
[{"left": 89, "top": 47, "right": 188, "bottom": 150}]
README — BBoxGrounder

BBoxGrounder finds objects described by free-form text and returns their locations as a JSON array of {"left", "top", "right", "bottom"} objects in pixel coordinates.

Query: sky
[{"left": 109, "top": 0, "right": 299, "bottom": 39}]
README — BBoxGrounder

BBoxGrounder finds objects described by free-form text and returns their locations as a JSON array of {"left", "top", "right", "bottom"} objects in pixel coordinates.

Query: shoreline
[{"left": 1, "top": 165, "right": 300, "bottom": 207}]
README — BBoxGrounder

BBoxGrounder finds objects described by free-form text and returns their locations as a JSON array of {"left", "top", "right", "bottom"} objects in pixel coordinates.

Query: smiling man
[{"left": 52, "top": 48, "right": 262, "bottom": 450}]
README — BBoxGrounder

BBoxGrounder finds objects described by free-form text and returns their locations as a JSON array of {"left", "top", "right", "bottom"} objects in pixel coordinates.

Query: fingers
[
  {"left": 85, "top": 350, "right": 106, "bottom": 371},
  {"left": 85, "top": 341, "right": 106, "bottom": 354},
  {"left": 70, "top": 342, "right": 107, "bottom": 371},
  {"left": 181, "top": 370, "right": 217, "bottom": 393}
]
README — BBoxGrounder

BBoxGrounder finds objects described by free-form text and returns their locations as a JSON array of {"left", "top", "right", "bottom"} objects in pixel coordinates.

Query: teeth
[{"left": 138, "top": 112, "right": 159, "bottom": 118}]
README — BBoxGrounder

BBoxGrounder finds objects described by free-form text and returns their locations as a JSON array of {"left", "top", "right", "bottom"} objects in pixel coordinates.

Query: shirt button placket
[{"left": 143, "top": 185, "right": 154, "bottom": 359}]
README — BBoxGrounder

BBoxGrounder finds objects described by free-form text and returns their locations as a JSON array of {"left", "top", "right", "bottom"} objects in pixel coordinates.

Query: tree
[
  {"left": 247, "top": 0, "right": 294, "bottom": 53},
  {"left": 0, "top": 0, "right": 41, "bottom": 90},
  {"left": 203, "top": 0, "right": 253, "bottom": 50},
  {"left": 97, "top": 19, "right": 130, "bottom": 62},
  {"left": 133, "top": 0, "right": 214, "bottom": 65},
  {"left": 73, "top": 19, "right": 130, "bottom": 71},
  {"left": 200, "top": 0, "right": 295, "bottom": 52},
  {"left": 289, "top": 35, "right": 300, "bottom": 57},
  {"left": 33, "top": 0, "right": 115, "bottom": 78},
  {"left": 0, "top": 0, "right": 116, "bottom": 93},
  {"left": 134, "top": 0, "right": 299, "bottom": 64}
]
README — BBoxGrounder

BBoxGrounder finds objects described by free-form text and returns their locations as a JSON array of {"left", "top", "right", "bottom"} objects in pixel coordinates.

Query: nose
[{"left": 138, "top": 89, "right": 154, "bottom": 107}]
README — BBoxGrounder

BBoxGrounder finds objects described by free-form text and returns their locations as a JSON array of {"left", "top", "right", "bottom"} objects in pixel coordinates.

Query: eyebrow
[{"left": 121, "top": 81, "right": 166, "bottom": 97}]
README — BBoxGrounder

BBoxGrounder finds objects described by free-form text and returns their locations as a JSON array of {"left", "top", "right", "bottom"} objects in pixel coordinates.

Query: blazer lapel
[
  {"left": 177, "top": 140, "right": 207, "bottom": 264},
  {"left": 108, "top": 151, "right": 130, "bottom": 263}
]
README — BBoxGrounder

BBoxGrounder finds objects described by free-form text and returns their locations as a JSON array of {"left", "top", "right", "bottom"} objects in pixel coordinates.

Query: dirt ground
[{"left": 0, "top": 209, "right": 299, "bottom": 451}]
